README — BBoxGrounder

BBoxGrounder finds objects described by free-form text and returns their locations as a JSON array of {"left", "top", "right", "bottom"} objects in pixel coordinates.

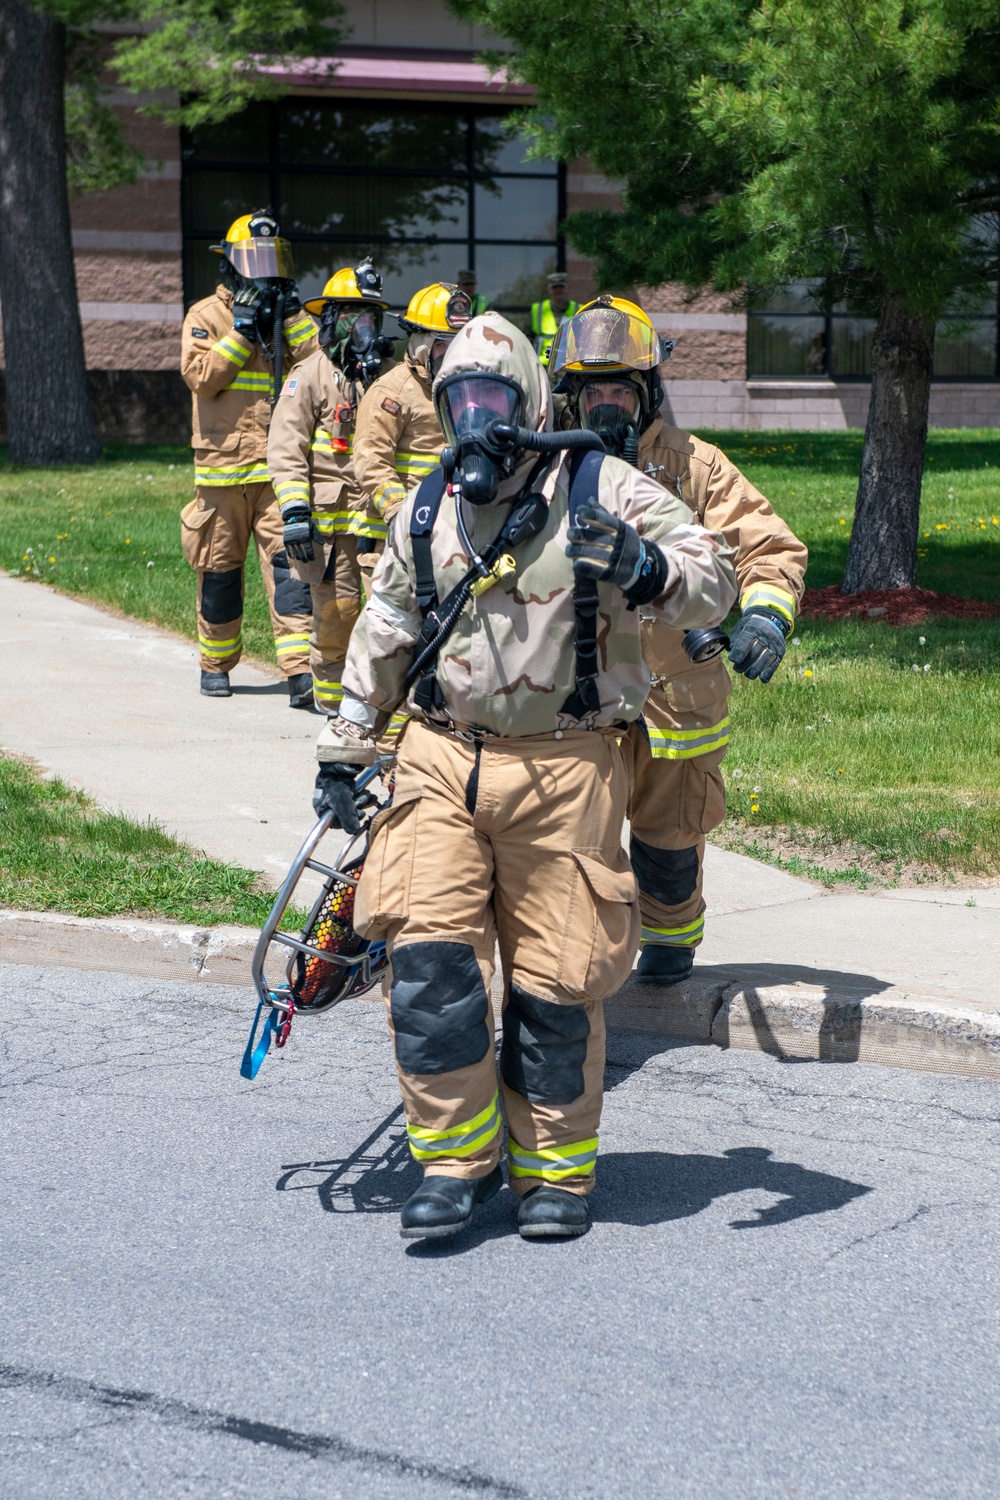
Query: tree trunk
[
  {"left": 841, "top": 290, "right": 934, "bottom": 593},
  {"left": 0, "top": 1, "right": 99, "bottom": 463}
]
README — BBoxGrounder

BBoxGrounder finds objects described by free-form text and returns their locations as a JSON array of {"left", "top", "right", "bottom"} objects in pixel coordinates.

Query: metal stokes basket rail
[{"left": 240, "top": 759, "right": 393, "bottom": 1079}]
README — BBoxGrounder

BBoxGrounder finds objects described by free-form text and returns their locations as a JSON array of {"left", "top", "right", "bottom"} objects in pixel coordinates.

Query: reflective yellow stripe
[
  {"left": 198, "top": 633, "right": 241, "bottom": 657},
  {"left": 647, "top": 718, "right": 730, "bottom": 760},
  {"left": 407, "top": 1094, "right": 502, "bottom": 1161},
  {"left": 229, "top": 372, "right": 273, "bottom": 393},
  {"left": 741, "top": 584, "right": 797, "bottom": 625},
  {"left": 214, "top": 335, "right": 250, "bottom": 367},
  {"left": 313, "top": 678, "right": 343, "bottom": 705},
  {"left": 353, "top": 517, "right": 387, "bottom": 540},
  {"left": 311, "top": 429, "right": 353, "bottom": 456},
  {"left": 395, "top": 452, "right": 439, "bottom": 478},
  {"left": 195, "top": 464, "right": 270, "bottom": 487},
  {"left": 285, "top": 315, "right": 316, "bottom": 347},
  {"left": 273, "top": 480, "right": 310, "bottom": 505},
  {"left": 507, "top": 1135, "right": 598, "bottom": 1181},
  {"left": 641, "top": 915, "right": 704, "bottom": 947},
  {"left": 374, "top": 480, "right": 407, "bottom": 518},
  {"left": 275, "top": 633, "right": 310, "bottom": 656}
]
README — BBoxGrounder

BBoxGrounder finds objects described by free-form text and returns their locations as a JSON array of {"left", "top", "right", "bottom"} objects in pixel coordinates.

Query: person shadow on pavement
[
  {"left": 277, "top": 1114, "right": 870, "bottom": 1253},
  {"left": 592, "top": 1146, "right": 871, "bottom": 1229}
]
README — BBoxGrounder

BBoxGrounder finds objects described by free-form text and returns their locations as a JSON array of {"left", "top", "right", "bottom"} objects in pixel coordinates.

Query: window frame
[
  {"left": 180, "top": 97, "right": 566, "bottom": 313},
  {"left": 746, "top": 290, "right": 1000, "bottom": 382}
]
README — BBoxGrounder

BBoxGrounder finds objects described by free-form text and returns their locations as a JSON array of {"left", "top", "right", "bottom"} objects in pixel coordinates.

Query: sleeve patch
[
  {"left": 284, "top": 377, "right": 298, "bottom": 394},
  {"left": 191, "top": 327, "right": 209, "bottom": 339},
  {"left": 381, "top": 397, "right": 402, "bottom": 415}
]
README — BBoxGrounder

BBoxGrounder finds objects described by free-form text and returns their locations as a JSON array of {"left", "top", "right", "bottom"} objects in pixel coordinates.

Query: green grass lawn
[
  {"left": 1, "top": 431, "right": 998, "bottom": 884},
  {"left": 0, "top": 755, "right": 305, "bottom": 927}
]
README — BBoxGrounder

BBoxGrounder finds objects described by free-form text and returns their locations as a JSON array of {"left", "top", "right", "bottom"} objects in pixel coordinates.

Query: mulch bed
[{"left": 800, "top": 585, "right": 1000, "bottom": 625}]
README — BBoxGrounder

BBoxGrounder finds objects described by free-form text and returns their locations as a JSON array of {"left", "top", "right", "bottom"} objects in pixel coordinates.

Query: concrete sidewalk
[{"left": 2, "top": 575, "right": 999, "bottom": 1075}]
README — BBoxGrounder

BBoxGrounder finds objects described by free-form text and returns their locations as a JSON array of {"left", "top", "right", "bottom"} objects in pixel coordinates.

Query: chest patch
[
  {"left": 381, "top": 397, "right": 402, "bottom": 416},
  {"left": 191, "top": 327, "right": 209, "bottom": 340}
]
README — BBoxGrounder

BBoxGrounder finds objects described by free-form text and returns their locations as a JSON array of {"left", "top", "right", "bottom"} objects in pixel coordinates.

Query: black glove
[
  {"left": 281, "top": 502, "right": 315, "bottom": 563},
  {"left": 280, "top": 280, "right": 303, "bottom": 318},
  {"left": 231, "top": 282, "right": 265, "bottom": 341},
  {"left": 313, "top": 762, "right": 364, "bottom": 833},
  {"left": 727, "top": 607, "right": 789, "bottom": 682},
  {"left": 565, "top": 498, "right": 667, "bottom": 605}
]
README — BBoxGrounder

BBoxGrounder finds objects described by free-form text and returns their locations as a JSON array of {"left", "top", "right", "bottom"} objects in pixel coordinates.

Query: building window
[
  {"left": 181, "top": 99, "right": 563, "bottom": 326},
  {"left": 747, "top": 280, "right": 1000, "bottom": 380}
]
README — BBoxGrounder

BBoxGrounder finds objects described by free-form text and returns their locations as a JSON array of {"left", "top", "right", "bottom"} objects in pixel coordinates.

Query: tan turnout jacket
[
  {"left": 353, "top": 350, "right": 443, "bottom": 523},
  {"left": 639, "top": 417, "right": 807, "bottom": 638},
  {"left": 317, "top": 316, "right": 737, "bottom": 762},
  {"left": 181, "top": 286, "right": 318, "bottom": 487},
  {"left": 267, "top": 348, "right": 386, "bottom": 543}
]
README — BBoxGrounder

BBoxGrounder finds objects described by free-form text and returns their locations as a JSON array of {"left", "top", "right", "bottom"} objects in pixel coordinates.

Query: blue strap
[{"left": 240, "top": 1001, "right": 280, "bottom": 1081}]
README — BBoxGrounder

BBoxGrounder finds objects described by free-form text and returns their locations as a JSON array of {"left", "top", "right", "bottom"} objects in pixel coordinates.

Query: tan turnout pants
[
  {"left": 288, "top": 531, "right": 382, "bottom": 714},
  {"left": 180, "top": 482, "right": 311, "bottom": 677},
  {"left": 353, "top": 719, "right": 640, "bottom": 1196},
  {"left": 630, "top": 622, "right": 731, "bottom": 950}
]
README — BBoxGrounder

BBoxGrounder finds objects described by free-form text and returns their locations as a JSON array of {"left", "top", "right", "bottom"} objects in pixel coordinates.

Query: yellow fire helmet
[
  {"left": 210, "top": 210, "right": 294, "bottom": 280},
  {"left": 303, "top": 256, "right": 390, "bottom": 316},
  {"left": 549, "top": 295, "right": 663, "bottom": 377},
  {"left": 398, "top": 282, "right": 472, "bottom": 336}
]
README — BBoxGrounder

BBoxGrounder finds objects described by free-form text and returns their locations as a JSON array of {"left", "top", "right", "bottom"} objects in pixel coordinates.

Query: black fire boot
[
  {"left": 287, "top": 672, "right": 315, "bottom": 710},
  {"left": 635, "top": 944, "right": 694, "bottom": 986},
  {"left": 399, "top": 1165, "right": 503, "bottom": 1241},
  {"left": 517, "top": 1185, "right": 590, "bottom": 1240},
  {"left": 200, "top": 670, "right": 232, "bottom": 698}
]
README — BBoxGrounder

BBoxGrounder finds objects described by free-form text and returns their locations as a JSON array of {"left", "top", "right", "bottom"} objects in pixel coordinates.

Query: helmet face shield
[
  {"left": 578, "top": 377, "right": 643, "bottom": 433},
  {"left": 225, "top": 238, "right": 295, "bottom": 281},
  {"left": 436, "top": 373, "right": 523, "bottom": 448},
  {"left": 551, "top": 303, "right": 660, "bottom": 375}
]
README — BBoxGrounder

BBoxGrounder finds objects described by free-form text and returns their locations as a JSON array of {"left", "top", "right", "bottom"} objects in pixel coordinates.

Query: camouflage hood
[{"left": 434, "top": 312, "right": 552, "bottom": 497}]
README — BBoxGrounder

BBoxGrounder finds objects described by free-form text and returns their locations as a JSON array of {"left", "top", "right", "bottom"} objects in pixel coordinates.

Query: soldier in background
[{"left": 530, "top": 271, "right": 579, "bottom": 365}]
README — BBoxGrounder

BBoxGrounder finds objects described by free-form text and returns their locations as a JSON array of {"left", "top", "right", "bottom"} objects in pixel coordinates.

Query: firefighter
[
  {"left": 267, "top": 256, "right": 395, "bottom": 716},
  {"left": 456, "top": 269, "right": 491, "bottom": 316},
  {"left": 551, "top": 296, "right": 808, "bottom": 984},
  {"left": 530, "top": 272, "right": 579, "bottom": 366},
  {"left": 311, "top": 313, "right": 737, "bottom": 1242},
  {"left": 353, "top": 282, "right": 472, "bottom": 526},
  {"left": 180, "top": 210, "right": 319, "bottom": 704}
]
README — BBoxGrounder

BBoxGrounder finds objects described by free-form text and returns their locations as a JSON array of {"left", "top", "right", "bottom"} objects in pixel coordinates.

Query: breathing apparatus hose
[
  {"left": 270, "top": 288, "right": 285, "bottom": 406},
  {"left": 485, "top": 423, "right": 606, "bottom": 457}
]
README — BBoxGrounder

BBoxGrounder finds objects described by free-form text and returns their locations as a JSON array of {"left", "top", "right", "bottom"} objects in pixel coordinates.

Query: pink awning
[{"left": 260, "top": 52, "right": 534, "bottom": 98}]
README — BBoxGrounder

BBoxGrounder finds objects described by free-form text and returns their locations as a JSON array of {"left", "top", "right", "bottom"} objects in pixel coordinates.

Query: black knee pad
[
  {"left": 389, "top": 942, "right": 492, "bottom": 1076},
  {"left": 200, "top": 567, "right": 243, "bottom": 625},
  {"left": 630, "top": 838, "right": 700, "bottom": 906},
  {"left": 271, "top": 549, "right": 312, "bottom": 616},
  {"left": 500, "top": 983, "right": 589, "bottom": 1105}
]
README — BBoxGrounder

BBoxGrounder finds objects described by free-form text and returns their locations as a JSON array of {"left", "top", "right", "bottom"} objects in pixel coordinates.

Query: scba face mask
[
  {"left": 577, "top": 377, "right": 644, "bottom": 464},
  {"left": 435, "top": 372, "right": 525, "bottom": 505},
  {"left": 320, "top": 305, "right": 390, "bottom": 385}
]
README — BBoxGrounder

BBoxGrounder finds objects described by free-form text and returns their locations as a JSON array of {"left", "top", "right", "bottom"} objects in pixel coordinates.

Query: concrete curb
[
  {"left": 0, "top": 908, "right": 258, "bottom": 987},
  {"left": 3, "top": 910, "right": 999, "bottom": 1081}
]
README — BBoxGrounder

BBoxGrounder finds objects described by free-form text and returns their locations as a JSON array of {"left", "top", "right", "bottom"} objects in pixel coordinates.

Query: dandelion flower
[
  {"left": 147, "top": 561, "right": 155, "bottom": 569},
  {"left": 912, "top": 664, "right": 920, "bottom": 671},
  {"left": 923, "top": 664, "right": 931, "bottom": 672},
  {"left": 125, "top": 539, "right": 131, "bottom": 545},
  {"left": 804, "top": 668, "right": 813, "bottom": 678},
  {"left": 918, "top": 636, "right": 926, "bottom": 645},
  {"left": 753, "top": 785, "right": 761, "bottom": 793},
  {"left": 48, "top": 556, "right": 55, "bottom": 563},
  {"left": 791, "top": 636, "right": 801, "bottom": 646}
]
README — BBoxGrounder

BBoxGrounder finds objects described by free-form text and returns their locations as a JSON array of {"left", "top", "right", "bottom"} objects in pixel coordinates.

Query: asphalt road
[{"left": 2, "top": 963, "right": 999, "bottom": 1499}]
